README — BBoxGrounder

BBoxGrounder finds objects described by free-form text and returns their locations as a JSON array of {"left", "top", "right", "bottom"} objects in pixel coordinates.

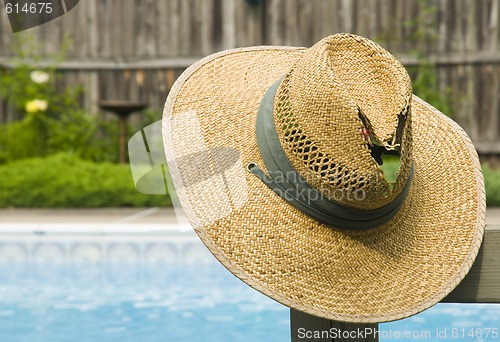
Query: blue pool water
[
  {"left": 0, "top": 261, "right": 289, "bottom": 342},
  {"left": 0, "top": 236, "right": 499, "bottom": 341}
]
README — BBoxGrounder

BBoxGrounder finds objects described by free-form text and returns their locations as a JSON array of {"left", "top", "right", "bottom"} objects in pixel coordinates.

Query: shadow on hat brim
[{"left": 162, "top": 45, "right": 485, "bottom": 323}]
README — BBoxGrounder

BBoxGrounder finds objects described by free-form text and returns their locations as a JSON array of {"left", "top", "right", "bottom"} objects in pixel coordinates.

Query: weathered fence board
[{"left": 1, "top": 0, "right": 500, "bottom": 151}]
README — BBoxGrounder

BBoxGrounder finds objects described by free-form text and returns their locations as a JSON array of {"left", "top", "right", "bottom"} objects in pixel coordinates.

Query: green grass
[{"left": 0, "top": 153, "right": 171, "bottom": 208}]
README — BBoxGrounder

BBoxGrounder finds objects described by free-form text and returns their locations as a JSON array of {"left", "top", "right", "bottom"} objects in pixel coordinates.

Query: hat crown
[{"left": 273, "top": 34, "right": 413, "bottom": 210}]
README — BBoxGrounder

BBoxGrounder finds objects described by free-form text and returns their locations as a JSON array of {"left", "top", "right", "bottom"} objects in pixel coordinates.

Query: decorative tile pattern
[{"left": 0, "top": 225, "right": 215, "bottom": 266}]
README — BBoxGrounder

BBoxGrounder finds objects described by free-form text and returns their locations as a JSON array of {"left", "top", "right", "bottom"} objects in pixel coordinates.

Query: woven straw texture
[
  {"left": 275, "top": 35, "right": 413, "bottom": 210},
  {"left": 163, "top": 34, "right": 485, "bottom": 323}
]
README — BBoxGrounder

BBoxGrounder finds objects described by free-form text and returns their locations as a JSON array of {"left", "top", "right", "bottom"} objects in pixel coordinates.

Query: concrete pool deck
[
  {"left": 0, "top": 207, "right": 500, "bottom": 224},
  {"left": 0, "top": 208, "right": 179, "bottom": 224}
]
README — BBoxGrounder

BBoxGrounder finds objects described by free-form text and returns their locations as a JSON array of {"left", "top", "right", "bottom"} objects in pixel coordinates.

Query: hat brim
[{"left": 163, "top": 46, "right": 485, "bottom": 323}]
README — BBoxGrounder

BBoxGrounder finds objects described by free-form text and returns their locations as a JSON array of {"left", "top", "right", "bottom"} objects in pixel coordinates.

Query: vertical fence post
[{"left": 290, "top": 309, "right": 379, "bottom": 342}]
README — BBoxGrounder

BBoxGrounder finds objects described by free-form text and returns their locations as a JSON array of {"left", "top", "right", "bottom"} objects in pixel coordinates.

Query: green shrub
[
  {"left": 0, "top": 64, "right": 120, "bottom": 164},
  {"left": 0, "top": 34, "right": 120, "bottom": 164},
  {"left": 377, "top": 158, "right": 500, "bottom": 206},
  {"left": 483, "top": 165, "right": 500, "bottom": 207},
  {"left": 380, "top": 155, "right": 401, "bottom": 184},
  {"left": 1, "top": 153, "right": 499, "bottom": 208},
  {"left": 407, "top": 62, "right": 452, "bottom": 116},
  {"left": 0, "top": 153, "right": 171, "bottom": 208}
]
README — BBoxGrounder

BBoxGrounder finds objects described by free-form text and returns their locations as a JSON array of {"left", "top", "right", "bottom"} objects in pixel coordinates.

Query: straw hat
[{"left": 163, "top": 34, "right": 485, "bottom": 323}]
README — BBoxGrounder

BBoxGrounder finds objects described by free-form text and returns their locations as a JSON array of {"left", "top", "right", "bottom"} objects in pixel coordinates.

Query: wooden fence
[{"left": 1, "top": 0, "right": 500, "bottom": 153}]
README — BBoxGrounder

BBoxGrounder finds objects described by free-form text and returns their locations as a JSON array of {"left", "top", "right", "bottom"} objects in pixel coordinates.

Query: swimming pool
[{"left": 0, "top": 223, "right": 498, "bottom": 341}]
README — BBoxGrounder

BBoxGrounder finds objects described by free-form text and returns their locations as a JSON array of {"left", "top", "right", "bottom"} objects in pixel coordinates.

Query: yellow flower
[
  {"left": 25, "top": 99, "right": 48, "bottom": 113},
  {"left": 30, "top": 70, "right": 50, "bottom": 84}
]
